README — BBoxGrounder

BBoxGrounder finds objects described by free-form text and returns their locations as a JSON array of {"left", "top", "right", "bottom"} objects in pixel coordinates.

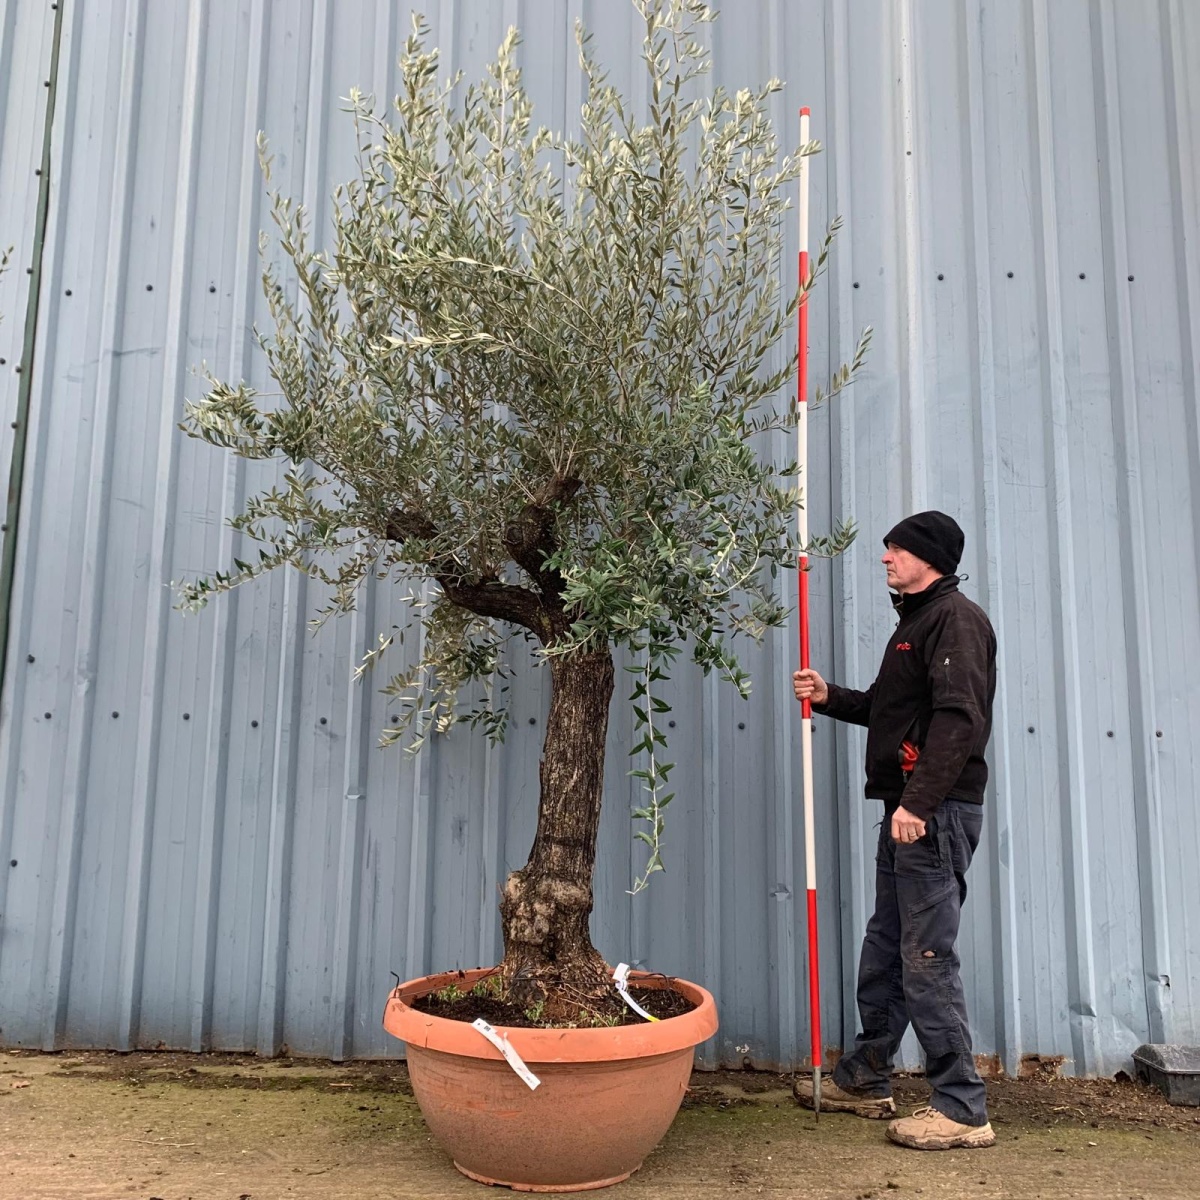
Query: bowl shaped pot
[{"left": 383, "top": 967, "right": 718, "bottom": 1192}]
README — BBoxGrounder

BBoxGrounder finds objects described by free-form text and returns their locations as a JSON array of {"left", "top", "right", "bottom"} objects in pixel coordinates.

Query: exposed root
[{"left": 498, "top": 952, "right": 625, "bottom": 1026}]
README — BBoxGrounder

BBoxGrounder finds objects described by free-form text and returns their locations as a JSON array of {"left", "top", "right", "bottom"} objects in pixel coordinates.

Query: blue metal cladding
[
  {"left": 0, "top": 0, "right": 56, "bottom": 560},
  {"left": 0, "top": 0, "right": 1197, "bottom": 1074}
]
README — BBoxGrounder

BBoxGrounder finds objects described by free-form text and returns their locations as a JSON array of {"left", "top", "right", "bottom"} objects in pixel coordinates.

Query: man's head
[{"left": 880, "top": 511, "right": 964, "bottom": 594}]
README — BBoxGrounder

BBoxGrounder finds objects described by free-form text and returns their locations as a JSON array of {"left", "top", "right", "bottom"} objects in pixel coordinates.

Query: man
[{"left": 792, "top": 511, "right": 997, "bottom": 1151}]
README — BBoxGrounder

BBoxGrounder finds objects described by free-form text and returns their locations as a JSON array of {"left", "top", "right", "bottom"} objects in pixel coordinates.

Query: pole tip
[{"left": 800, "top": 106, "right": 811, "bottom": 117}]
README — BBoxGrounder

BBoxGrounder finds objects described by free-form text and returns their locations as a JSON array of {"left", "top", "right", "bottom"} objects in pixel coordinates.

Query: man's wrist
[{"left": 901, "top": 795, "right": 935, "bottom": 822}]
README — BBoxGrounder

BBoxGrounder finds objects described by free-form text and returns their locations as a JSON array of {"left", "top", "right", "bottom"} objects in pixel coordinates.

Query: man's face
[{"left": 881, "top": 542, "right": 936, "bottom": 594}]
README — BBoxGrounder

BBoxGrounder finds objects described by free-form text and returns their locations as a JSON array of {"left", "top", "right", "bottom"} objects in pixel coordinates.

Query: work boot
[
  {"left": 792, "top": 1075, "right": 896, "bottom": 1119},
  {"left": 885, "top": 1106, "right": 996, "bottom": 1150}
]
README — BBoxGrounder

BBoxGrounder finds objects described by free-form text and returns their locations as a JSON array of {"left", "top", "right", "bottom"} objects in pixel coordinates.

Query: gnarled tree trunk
[{"left": 498, "top": 646, "right": 617, "bottom": 1021}]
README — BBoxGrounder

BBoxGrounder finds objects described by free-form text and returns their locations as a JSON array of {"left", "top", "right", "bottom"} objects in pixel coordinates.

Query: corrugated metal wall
[{"left": 0, "top": 0, "right": 1197, "bottom": 1075}]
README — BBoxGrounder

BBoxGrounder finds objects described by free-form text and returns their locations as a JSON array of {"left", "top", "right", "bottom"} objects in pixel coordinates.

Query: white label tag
[
  {"left": 471, "top": 1018, "right": 541, "bottom": 1090},
  {"left": 613, "top": 962, "right": 659, "bottom": 1022}
]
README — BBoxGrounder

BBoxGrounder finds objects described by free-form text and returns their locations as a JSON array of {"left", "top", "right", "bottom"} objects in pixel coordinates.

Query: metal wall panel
[
  {"left": 0, "top": 0, "right": 56, "bottom": 578},
  {"left": 0, "top": 0, "right": 1197, "bottom": 1075}
]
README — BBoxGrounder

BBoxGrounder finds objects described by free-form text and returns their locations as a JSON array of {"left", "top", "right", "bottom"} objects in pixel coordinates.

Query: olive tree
[{"left": 180, "top": 0, "right": 869, "bottom": 1022}]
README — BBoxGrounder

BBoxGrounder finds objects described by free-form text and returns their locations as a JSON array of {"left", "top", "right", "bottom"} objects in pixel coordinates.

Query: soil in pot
[{"left": 412, "top": 969, "right": 696, "bottom": 1028}]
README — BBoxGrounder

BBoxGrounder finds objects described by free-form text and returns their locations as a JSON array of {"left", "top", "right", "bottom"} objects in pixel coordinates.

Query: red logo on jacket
[{"left": 895, "top": 641, "right": 912, "bottom": 651}]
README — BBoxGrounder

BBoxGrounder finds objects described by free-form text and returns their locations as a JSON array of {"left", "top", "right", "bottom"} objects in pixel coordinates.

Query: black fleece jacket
[{"left": 814, "top": 575, "right": 996, "bottom": 820}]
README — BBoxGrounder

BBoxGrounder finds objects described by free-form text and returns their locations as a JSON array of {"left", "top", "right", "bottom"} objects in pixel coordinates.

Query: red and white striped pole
[{"left": 796, "top": 105, "right": 823, "bottom": 1115}]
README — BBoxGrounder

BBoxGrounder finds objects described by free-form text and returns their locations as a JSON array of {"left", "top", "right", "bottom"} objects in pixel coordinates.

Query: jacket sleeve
[
  {"left": 900, "top": 607, "right": 995, "bottom": 821},
  {"left": 813, "top": 680, "right": 875, "bottom": 727}
]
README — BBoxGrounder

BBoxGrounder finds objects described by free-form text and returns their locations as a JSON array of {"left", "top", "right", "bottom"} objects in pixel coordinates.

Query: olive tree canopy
[{"left": 181, "top": 0, "right": 868, "bottom": 1020}]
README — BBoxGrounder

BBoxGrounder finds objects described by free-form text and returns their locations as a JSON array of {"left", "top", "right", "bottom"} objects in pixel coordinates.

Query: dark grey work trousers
[{"left": 831, "top": 799, "right": 989, "bottom": 1126}]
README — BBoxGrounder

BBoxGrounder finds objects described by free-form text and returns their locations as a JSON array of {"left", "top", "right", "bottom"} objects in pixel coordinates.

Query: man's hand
[
  {"left": 792, "top": 669, "right": 829, "bottom": 706},
  {"left": 891, "top": 805, "right": 927, "bottom": 844}
]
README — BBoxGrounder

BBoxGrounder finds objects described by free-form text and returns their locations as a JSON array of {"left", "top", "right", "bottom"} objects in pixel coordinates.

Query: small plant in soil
[{"left": 178, "top": 0, "right": 867, "bottom": 1026}]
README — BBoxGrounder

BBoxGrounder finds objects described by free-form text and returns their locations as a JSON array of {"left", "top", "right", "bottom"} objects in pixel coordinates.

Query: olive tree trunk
[{"left": 498, "top": 646, "right": 617, "bottom": 1020}]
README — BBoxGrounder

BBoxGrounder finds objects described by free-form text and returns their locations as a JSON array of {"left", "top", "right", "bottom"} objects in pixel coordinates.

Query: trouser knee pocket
[{"left": 902, "top": 880, "right": 959, "bottom": 968}]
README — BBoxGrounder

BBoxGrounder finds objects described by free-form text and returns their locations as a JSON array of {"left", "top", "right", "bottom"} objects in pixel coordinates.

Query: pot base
[{"left": 454, "top": 1161, "right": 638, "bottom": 1192}]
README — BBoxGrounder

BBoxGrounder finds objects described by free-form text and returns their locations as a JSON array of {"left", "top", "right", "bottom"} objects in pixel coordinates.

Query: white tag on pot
[
  {"left": 613, "top": 962, "right": 659, "bottom": 1022},
  {"left": 471, "top": 1018, "right": 541, "bottom": 1090}
]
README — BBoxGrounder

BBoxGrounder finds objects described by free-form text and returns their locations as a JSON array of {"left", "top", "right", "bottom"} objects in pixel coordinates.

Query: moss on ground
[{"left": 1, "top": 1050, "right": 1196, "bottom": 1199}]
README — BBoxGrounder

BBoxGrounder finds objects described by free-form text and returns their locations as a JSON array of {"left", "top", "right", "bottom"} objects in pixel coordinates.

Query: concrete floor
[{"left": 1, "top": 1050, "right": 1198, "bottom": 1199}]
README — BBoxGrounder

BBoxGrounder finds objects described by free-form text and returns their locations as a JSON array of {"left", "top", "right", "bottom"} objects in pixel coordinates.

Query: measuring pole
[{"left": 796, "top": 105, "right": 823, "bottom": 1115}]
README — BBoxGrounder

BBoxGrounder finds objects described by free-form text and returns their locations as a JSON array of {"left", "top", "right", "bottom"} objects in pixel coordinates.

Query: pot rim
[{"left": 383, "top": 966, "right": 718, "bottom": 1064}]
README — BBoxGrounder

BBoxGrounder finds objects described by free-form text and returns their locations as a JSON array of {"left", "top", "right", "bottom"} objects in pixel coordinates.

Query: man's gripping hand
[
  {"left": 891, "top": 805, "right": 927, "bottom": 844},
  {"left": 792, "top": 669, "right": 829, "bottom": 706}
]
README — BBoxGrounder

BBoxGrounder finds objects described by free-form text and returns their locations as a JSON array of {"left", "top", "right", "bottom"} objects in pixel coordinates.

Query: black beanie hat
[{"left": 882, "top": 511, "right": 964, "bottom": 576}]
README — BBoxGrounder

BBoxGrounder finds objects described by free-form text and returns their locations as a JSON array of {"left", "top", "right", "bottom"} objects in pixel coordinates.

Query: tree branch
[
  {"left": 438, "top": 576, "right": 552, "bottom": 640},
  {"left": 384, "top": 507, "right": 438, "bottom": 543},
  {"left": 503, "top": 476, "right": 581, "bottom": 602},
  {"left": 385, "top": 503, "right": 563, "bottom": 640}
]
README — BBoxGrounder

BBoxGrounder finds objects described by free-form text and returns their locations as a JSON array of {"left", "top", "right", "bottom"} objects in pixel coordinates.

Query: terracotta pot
[{"left": 383, "top": 966, "right": 718, "bottom": 1192}]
